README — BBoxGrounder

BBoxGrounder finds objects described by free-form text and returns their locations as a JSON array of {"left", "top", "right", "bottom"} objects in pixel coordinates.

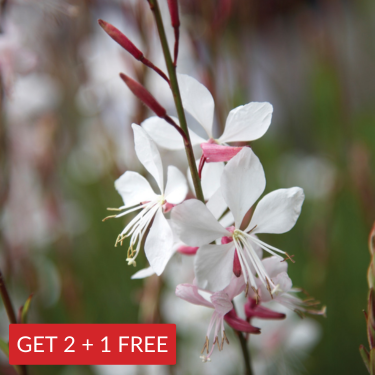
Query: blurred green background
[{"left": 0, "top": 0, "right": 374, "bottom": 374}]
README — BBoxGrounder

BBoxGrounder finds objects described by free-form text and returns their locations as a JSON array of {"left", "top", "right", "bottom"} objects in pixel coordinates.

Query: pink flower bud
[
  {"left": 98, "top": 20, "right": 143, "bottom": 60},
  {"left": 245, "top": 298, "right": 286, "bottom": 320},
  {"left": 167, "top": 0, "right": 180, "bottom": 27},
  {"left": 224, "top": 309, "right": 261, "bottom": 334},
  {"left": 120, "top": 73, "right": 166, "bottom": 118}
]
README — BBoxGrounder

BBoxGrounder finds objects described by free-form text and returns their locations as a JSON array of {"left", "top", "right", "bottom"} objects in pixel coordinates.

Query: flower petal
[
  {"left": 144, "top": 209, "right": 174, "bottom": 276},
  {"left": 221, "top": 147, "right": 265, "bottom": 228},
  {"left": 177, "top": 73, "right": 214, "bottom": 138},
  {"left": 261, "top": 256, "right": 288, "bottom": 278},
  {"left": 175, "top": 283, "right": 213, "bottom": 308},
  {"left": 115, "top": 171, "right": 157, "bottom": 207},
  {"left": 247, "top": 187, "right": 305, "bottom": 234},
  {"left": 194, "top": 243, "right": 235, "bottom": 292},
  {"left": 132, "top": 123, "right": 164, "bottom": 193},
  {"left": 131, "top": 267, "right": 155, "bottom": 279},
  {"left": 218, "top": 102, "right": 273, "bottom": 143},
  {"left": 142, "top": 116, "right": 204, "bottom": 150},
  {"left": 223, "top": 275, "right": 246, "bottom": 300},
  {"left": 165, "top": 166, "right": 188, "bottom": 204},
  {"left": 171, "top": 200, "right": 230, "bottom": 246},
  {"left": 210, "top": 291, "right": 233, "bottom": 315},
  {"left": 206, "top": 188, "right": 227, "bottom": 220},
  {"left": 188, "top": 161, "right": 224, "bottom": 200}
]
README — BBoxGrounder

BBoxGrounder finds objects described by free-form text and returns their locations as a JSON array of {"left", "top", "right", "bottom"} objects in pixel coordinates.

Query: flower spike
[{"left": 99, "top": 20, "right": 170, "bottom": 84}]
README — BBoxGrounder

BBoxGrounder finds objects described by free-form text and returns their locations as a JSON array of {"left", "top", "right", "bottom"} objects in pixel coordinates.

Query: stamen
[
  {"left": 102, "top": 215, "right": 117, "bottom": 222},
  {"left": 201, "top": 336, "right": 209, "bottom": 355},
  {"left": 281, "top": 252, "right": 295, "bottom": 263},
  {"left": 106, "top": 207, "right": 123, "bottom": 211},
  {"left": 223, "top": 330, "right": 229, "bottom": 345}
]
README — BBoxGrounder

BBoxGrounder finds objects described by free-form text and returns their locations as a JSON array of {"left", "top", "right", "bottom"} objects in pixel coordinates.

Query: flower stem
[
  {"left": 147, "top": 0, "right": 205, "bottom": 203},
  {"left": 237, "top": 331, "right": 253, "bottom": 375},
  {"left": 0, "top": 269, "right": 17, "bottom": 324},
  {"left": 0, "top": 269, "right": 28, "bottom": 375}
]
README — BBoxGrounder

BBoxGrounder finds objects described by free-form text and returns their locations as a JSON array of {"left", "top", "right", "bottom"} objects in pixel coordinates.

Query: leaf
[
  {"left": 370, "top": 348, "right": 375, "bottom": 375},
  {"left": 360, "top": 345, "right": 370, "bottom": 373},
  {"left": 0, "top": 337, "right": 9, "bottom": 358},
  {"left": 21, "top": 294, "right": 33, "bottom": 324}
]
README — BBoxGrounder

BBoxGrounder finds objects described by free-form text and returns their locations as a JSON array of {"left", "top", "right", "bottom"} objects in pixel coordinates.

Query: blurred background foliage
[{"left": 0, "top": 0, "right": 374, "bottom": 374}]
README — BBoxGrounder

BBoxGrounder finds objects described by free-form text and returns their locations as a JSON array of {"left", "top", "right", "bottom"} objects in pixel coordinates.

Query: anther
[
  {"left": 281, "top": 253, "right": 295, "bottom": 263},
  {"left": 102, "top": 215, "right": 117, "bottom": 222}
]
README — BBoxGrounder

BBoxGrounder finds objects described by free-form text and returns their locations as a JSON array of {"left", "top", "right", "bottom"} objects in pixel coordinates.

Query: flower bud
[
  {"left": 167, "top": 0, "right": 180, "bottom": 28},
  {"left": 245, "top": 298, "right": 286, "bottom": 320},
  {"left": 120, "top": 73, "right": 166, "bottom": 118},
  {"left": 98, "top": 20, "right": 143, "bottom": 60},
  {"left": 224, "top": 309, "right": 261, "bottom": 334}
]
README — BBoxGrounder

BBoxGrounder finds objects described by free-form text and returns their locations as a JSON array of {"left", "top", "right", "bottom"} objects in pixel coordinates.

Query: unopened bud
[
  {"left": 120, "top": 73, "right": 166, "bottom": 118},
  {"left": 167, "top": 0, "right": 180, "bottom": 27},
  {"left": 369, "top": 222, "right": 375, "bottom": 255},
  {"left": 98, "top": 20, "right": 143, "bottom": 60},
  {"left": 232, "top": 250, "right": 242, "bottom": 278}
]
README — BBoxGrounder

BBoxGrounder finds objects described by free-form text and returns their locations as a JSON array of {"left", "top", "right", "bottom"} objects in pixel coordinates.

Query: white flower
[
  {"left": 171, "top": 147, "right": 305, "bottom": 295},
  {"left": 141, "top": 74, "right": 273, "bottom": 161},
  {"left": 104, "top": 124, "right": 188, "bottom": 276}
]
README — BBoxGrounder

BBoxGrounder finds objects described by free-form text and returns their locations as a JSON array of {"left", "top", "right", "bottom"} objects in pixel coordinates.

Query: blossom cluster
[{"left": 104, "top": 71, "right": 325, "bottom": 362}]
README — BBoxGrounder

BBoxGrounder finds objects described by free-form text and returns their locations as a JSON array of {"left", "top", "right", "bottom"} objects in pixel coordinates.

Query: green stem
[
  {"left": 148, "top": 0, "right": 205, "bottom": 203},
  {"left": 0, "top": 269, "right": 16, "bottom": 324},
  {"left": 237, "top": 331, "right": 253, "bottom": 375}
]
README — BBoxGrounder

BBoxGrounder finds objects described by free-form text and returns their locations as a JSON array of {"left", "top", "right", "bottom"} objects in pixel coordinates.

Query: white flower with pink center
[
  {"left": 104, "top": 125, "right": 188, "bottom": 276},
  {"left": 141, "top": 74, "right": 273, "bottom": 164},
  {"left": 172, "top": 147, "right": 305, "bottom": 297}
]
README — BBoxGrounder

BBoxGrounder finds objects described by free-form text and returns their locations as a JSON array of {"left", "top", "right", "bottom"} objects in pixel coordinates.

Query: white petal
[
  {"left": 177, "top": 73, "right": 214, "bottom": 138},
  {"left": 175, "top": 283, "right": 213, "bottom": 308},
  {"left": 144, "top": 209, "right": 174, "bottom": 276},
  {"left": 206, "top": 188, "right": 227, "bottom": 220},
  {"left": 248, "top": 187, "right": 305, "bottom": 234},
  {"left": 171, "top": 200, "right": 230, "bottom": 247},
  {"left": 221, "top": 147, "right": 265, "bottom": 228},
  {"left": 132, "top": 124, "right": 164, "bottom": 193},
  {"left": 261, "top": 256, "right": 288, "bottom": 278},
  {"left": 188, "top": 161, "right": 224, "bottom": 200},
  {"left": 219, "top": 211, "right": 235, "bottom": 228},
  {"left": 165, "top": 166, "right": 188, "bottom": 204},
  {"left": 115, "top": 171, "right": 157, "bottom": 207},
  {"left": 218, "top": 102, "right": 273, "bottom": 143},
  {"left": 194, "top": 243, "right": 235, "bottom": 292},
  {"left": 142, "top": 116, "right": 204, "bottom": 150},
  {"left": 273, "top": 271, "right": 292, "bottom": 293},
  {"left": 131, "top": 267, "right": 155, "bottom": 279}
]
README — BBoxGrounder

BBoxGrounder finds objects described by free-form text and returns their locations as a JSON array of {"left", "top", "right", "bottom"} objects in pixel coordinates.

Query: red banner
[{"left": 9, "top": 324, "right": 176, "bottom": 365}]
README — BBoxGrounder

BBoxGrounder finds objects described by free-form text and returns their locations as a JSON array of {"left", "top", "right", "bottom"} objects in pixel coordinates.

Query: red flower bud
[
  {"left": 245, "top": 298, "right": 286, "bottom": 320},
  {"left": 120, "top": 73, "right": 166, "bottom": 118},
  {"left": 167, "top": 0, "right": 180, "bottom": 27},
  {"left": 224, "top": 309, "right": 261, "bottom": 334},
  {"left": 98, "top": 19, "right": 143, "bottom": 60}
]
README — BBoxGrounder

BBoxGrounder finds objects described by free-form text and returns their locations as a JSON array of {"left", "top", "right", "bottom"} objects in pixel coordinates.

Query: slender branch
[
  {"left": 0, "top": 269, "right": 28, "bottom": 375},
  {"left": 236, "top": 331, "right": 253, "bottom": 375},
  {"left": 147, "top": 0, "right": 205, "bottom": 203},
  {"left": 0, "top": 269, "right": 16, "bottom": 324}
]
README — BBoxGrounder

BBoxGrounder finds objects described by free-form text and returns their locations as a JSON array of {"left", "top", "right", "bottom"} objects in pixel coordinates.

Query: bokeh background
[{"left": 0, "top": 0, "right": 374, "bottom": 374}]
